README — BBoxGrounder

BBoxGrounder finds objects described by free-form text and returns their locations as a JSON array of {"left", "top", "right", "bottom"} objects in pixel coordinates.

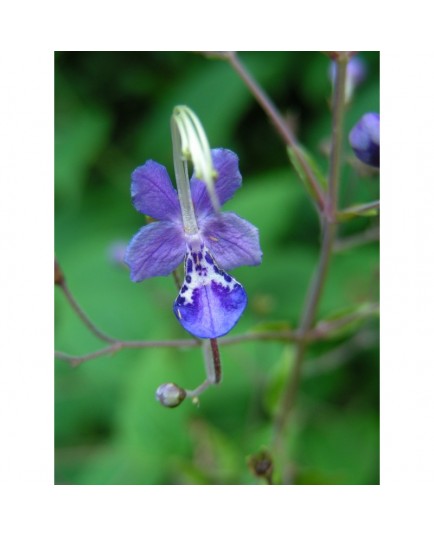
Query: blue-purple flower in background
[
  {"left": 329, "top": 55, "right": 366, "bottom": 103},
  {"left": 349, "top": 112, "right": 380, "bottom": 168},
  {"left": 125, "top": 148, "right": 262, "bottom": 339}
]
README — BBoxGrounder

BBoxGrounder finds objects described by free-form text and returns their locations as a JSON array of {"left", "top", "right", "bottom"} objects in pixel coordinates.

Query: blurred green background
[{"left": 55, "top": 52, "right": 379, "bottom": 485}]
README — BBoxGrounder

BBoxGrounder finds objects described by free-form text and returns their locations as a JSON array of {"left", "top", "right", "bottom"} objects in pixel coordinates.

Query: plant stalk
[{"left": 272, "top": 54, "right": 348, "bottom": 462}]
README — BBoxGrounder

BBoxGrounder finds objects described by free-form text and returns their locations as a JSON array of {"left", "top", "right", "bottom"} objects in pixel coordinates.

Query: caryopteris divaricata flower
[
  {"left": 125, "top": 147, "right": 262, "bottom": 339},
  {"left": 349, "top": 112, "right": 380, "bottom": 168}
]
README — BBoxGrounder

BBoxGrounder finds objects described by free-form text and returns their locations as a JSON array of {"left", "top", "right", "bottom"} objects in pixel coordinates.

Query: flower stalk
[
  {"left": 156, "top": 338, "right": 222, "bottom": 406},
  {"left": 221, "top": 52, "right": 326, "bottom": 213}
]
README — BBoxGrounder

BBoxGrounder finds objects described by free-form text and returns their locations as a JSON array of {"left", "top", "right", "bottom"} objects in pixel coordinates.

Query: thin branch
[
  {"left": 343, "top": 199, "right": 380, "bottom": 215},
  {"left": 55, "top": 338, "right": 200, "bottom": 365},
  {"left": 272, "top": 222, "right": 336, "bottom": 443},
  {"left": 327, "top": 55, "right": 348, "bottom": 220},
  {"left": 337, "top": 200, "right": 380, "bottom": 222},
  {"left": 58, "top": 280, "right": 117, "bottom": 344},
  {"left": 55, "top": 305, "right": 378, "bottom": 366},
  {"left": 55, "top": 346, "right": 122, "bottom": 366},
  {"left": 272, "top": 54, "right": 349, "bottom": 456},
  {"left": 312, "top": 303, "right": 379, "bottom": 339},
  {"left": 55, "top": 331, "right": 299, "bottom": 367},
  {"left": 334, "top": 226, "right": 379, "bottom": 253},
  {"left": 220, "top": 52, "right": 326, "bottom": 212},
  {"left": 302, "top": 329, "right": 378, "bottom": 378}
]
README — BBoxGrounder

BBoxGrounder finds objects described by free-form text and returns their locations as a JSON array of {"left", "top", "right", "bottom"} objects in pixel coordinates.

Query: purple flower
[
  {"left": 125, "top": 148, "right": 262, "bottom": 339},
  {"left": 329, "top": 56, "right": 366, "bottom": 102},
  {"left": 329, "top": 56, "right": 366, "bottom": 92},
  {"left": 107, "top": 240, "right": 128, "bottom": 267},
  {"left": 349, "top": 112, "right": 380, "bottom": 168}
]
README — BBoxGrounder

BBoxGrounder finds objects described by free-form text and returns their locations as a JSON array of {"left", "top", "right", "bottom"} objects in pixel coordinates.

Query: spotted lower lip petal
[{"left": 173, "top": 246, "right": 247, "bottom": 338}]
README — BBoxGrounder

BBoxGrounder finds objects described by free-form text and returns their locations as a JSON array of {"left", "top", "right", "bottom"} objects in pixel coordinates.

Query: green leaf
[
  {"left": 287, "top": 145, "right": 327, "bottom": 201},
  {"left": 315, "top": 302, "right": 379, "bottom": 340},
  {"left": 338, "top": 201, "right": 380, "bottom": 222}
]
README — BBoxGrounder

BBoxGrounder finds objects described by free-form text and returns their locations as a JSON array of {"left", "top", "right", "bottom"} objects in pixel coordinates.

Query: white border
[{"left": 1, "top": 1, "right": 434, "bottom": 534}]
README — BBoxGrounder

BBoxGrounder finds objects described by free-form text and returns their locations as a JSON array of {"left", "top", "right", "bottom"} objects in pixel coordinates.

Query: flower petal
[
  {"left": 200, "top": 212, "right": 262, "bottom": 270},
  {"left": 124, "top": 221, "right": 185, "bottom": 281},
  {"left": 173, "top": 246, "right": 247, "bottom": 338},
  {"left": 190, "top": 148, "right": 242, "bottom": 217},
  {"left": 349, "top": 113, "right": 380, "bottom": 168},
  {"left": 131, "top": 160, "right": 181, "bottom": 221}
]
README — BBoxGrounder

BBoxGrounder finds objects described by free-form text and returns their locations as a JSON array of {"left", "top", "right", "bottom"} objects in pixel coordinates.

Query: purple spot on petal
[
  {"left": 211, "top": 280, "right": 230, "bottom": 297},
  {"left": 187, "top": 259, "right": 193, "bottom": 273},
  {"left": 192, "top": 252, "right": 197, "bottom": 263},
  {"left": 186, "top": 275, "right": 191, "bottom": 283},
  {"left": 205, "top": 252, "right": 213, "bottom": 265},
  {"left": 181, "top": 285, "right": 188, "bottom": 293},
  {"left": 224, "top": 274, "right": 232, "bottom": 283},
  {"left": 173, "top": 276, "right": 247, "bottom": 338}
]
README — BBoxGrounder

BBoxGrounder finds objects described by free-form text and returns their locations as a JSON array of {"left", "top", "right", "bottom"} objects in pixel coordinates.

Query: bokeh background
[{"left": 55, "top": 51, "right": 379, "bottom": 485}]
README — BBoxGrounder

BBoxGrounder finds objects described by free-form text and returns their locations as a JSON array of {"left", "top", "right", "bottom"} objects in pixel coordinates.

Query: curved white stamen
[
  {"left": 171, "top": 114, "right": 198, "bottom": 235},
  {"left": 171, "top": 106, "right": 220, "bottom": 224}
]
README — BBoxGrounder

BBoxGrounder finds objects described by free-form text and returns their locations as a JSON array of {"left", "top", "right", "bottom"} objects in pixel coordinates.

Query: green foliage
[{"left": 55, "top": 52, "right": 379, "bottom": 485}]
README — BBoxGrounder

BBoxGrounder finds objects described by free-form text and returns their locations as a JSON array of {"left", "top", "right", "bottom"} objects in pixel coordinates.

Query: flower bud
[
  {"left": 247, "top": 449, "right": 274, "bottom": 483},
  {"left": 155, "top": 382, "right": 186, "bottom": 408},
  {"left": 329, "top": 56, "right": 366, "bottom": 103},
  {"left": 349, "top": 112, "right": 380, "bottom": 168},
  {"left": 54, "top": 258, "right": 65, "bottom": 286}
]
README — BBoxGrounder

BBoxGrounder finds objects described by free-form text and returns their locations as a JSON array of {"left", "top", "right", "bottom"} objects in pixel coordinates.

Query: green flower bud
[{"left": 155, "top": 382, "right": 186, "bottom": 408}]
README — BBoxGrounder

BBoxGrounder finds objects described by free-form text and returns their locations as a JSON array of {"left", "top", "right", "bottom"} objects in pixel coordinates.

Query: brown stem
[
  {"left": 55, "top": 338, "right": 200, "bottom": 365},
  {"left": 225, "top": 52, "right": 326, "bottom": 212},
  {"left": 210, "top": 338, "right": 222, "bottom": 383},
  {"left": 272, "top": 54, "right": 348, "bottom": 460},
  {"left": 334, "top": 226, "right": 379, "bottom": 253},
  {"left": 55, "top": 305, "right": 378, "bottom": 366},
  {"left": 273, "top": 222, "right": 336, "bottom": 444},
  {"left": 58, "top": 280, "right": 117, "bottom": 344},
  {"left": 302, "top": 329, "right": 378, "bottom": 378},
  {"left": 327, "top": 54, "right": 349, "bottom": 220}
]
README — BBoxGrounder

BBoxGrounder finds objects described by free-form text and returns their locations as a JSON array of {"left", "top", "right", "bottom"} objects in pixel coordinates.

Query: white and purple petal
[
  {"left": 173, "top": 246, "right": 247, "bottom": 338},
  {"left": 131, "top": 160, "right": 181, "bottom": 221},
  {"left": 200, "top": 212, "right": 262, "bottom": 271},
  {"left": 125, "top": 221, "right": 185, "bottom": 282},
  {"left": 190, "top": 148, "right": 242, "bottom": 217}
]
